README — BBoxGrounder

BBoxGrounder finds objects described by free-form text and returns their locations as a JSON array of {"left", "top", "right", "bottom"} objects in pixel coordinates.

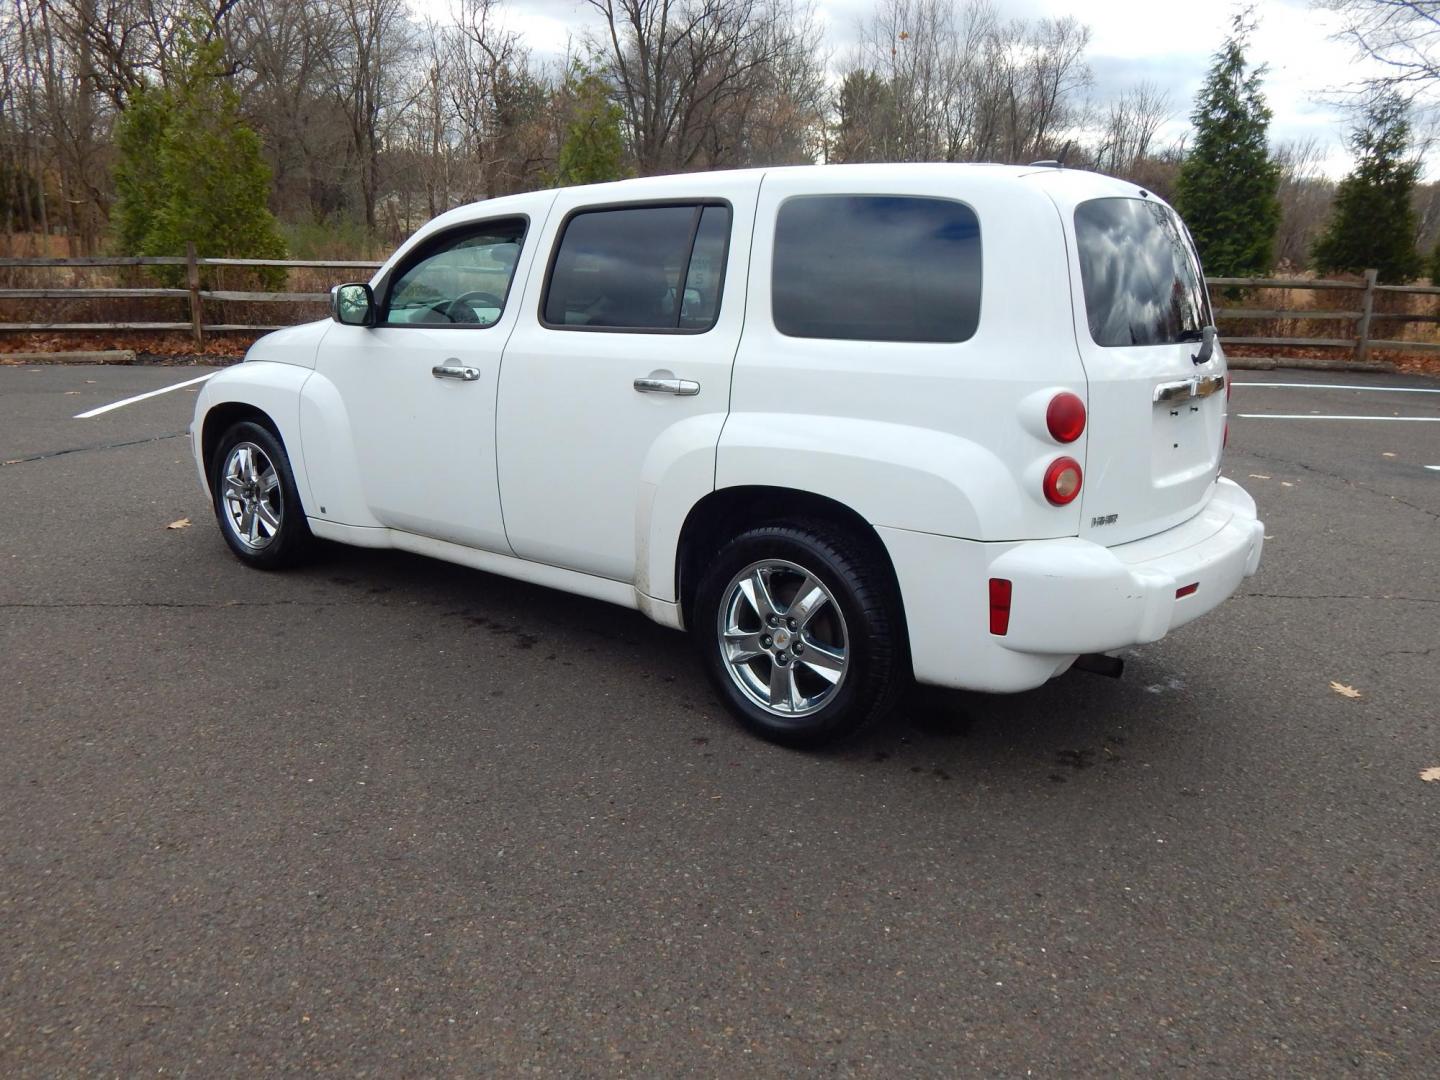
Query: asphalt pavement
[{"left": 1, "top": 363, "right": 1437, "bottom": 1076}]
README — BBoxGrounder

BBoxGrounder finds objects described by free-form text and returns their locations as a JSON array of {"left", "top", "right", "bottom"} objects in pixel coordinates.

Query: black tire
[
  {"left": 210, "top": 420, "right": 313, "bottom": 570},
  {"left": 692, "top": 521, "right": 907, "bottom": 748}
]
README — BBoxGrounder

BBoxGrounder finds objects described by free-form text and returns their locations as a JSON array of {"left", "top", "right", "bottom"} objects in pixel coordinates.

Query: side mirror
[{"left": 331, "top": 282, "right": 375, "bottom": 326}]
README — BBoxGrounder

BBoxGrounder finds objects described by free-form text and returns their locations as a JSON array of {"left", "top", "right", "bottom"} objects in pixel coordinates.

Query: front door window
[{"left": 383, "top": 220, "right": 526, "bottom": 328}]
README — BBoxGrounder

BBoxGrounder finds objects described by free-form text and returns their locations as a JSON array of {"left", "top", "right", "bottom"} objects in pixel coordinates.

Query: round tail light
[
  {"left": 1043, "top": 456, "right": 1083, "bottom": 506},
  {"left": 1046, "top": 392, "right": 1086, "bottom": 443}
]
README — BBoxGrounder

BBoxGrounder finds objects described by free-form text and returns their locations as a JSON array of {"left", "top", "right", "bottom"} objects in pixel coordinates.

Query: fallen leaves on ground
[
  {"left": 1249, "top": 473, "right": 1271, "bottom": 480},
  {"left": 166, "top": 517, "right": 191, "bottom": 530},
  {"left": 1420, "top": 767, "right": 1440, "bottom": 783},
  {"left": 1330, "top": 681, "right": 1362, "bottom": 699}
]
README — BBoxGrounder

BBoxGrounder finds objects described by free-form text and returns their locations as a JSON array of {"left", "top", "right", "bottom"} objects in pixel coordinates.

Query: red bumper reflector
[
  {"left": 1176, "top": 582, "right": 1199, "bottom": 598},
  {"left": 989, "top": 578, "right": 1012, "bottom": 635}
]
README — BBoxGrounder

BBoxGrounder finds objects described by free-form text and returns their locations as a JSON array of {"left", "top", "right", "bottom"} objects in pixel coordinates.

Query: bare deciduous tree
[
  {"left": 1273, "top": 136, "right": 1336, "bottom": 269},
  {"left": 1090, "top": 81, "right": 1171, "bottom": 176},
  {"left": 588, "top": 0, "right": 823, "bottom": 173},
  {"left": 838, "top": 0, "right": 1092, "bottom": 165},
  {"left": 330, "top": 0, "right": 414, "bottom": 231},
  {"left": 1323, "top": 0, "right": 1440, "bottom": 93}
]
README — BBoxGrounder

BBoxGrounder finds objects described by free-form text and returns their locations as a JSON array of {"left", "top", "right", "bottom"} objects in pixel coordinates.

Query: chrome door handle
[
  {"left": 432, "top": 362, "right": 480, "bottom": 382},
  {"left": 633, "top": 377, "right": 700, "bottom": 396}
]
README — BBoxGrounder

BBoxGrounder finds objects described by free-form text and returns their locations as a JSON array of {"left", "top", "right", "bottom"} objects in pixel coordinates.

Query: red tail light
[
  {"left": 988, "top": 578, "right": 1012, "bottom": 635},
  {"left": 1046, "top": 392, "right": 1086, "bottom": 443},
  {"left": 1042, "top": 457, "right": 1083, "bottom": 506}
]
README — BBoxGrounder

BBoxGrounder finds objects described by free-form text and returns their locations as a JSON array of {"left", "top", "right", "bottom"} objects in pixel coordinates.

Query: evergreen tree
[
  {"left": 110, "top": 29, "right": 286, "bottom": 284},
  {"left": 555, "top": 64, "right": 628, "bottom": 187},
  {"left": 831, "top": 70, "right": 899, "bottom": 164},
  {"left": 1313, "top": 91, "right": 1423, "bottom": 283},
  {"left": 112, "top": 88, "right": 169, "bottom": 256},
  {"left": 1174, "top": 14, "right": 1281, "bottom": 276}
]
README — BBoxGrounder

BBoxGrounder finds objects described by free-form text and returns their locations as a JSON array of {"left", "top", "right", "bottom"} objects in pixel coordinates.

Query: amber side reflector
[
  {"left": 989, "top": 578, "right": 1013, "bottom": 635},
  {"left": 1176, "top": 582, "right": 1199, "bottom": 598}
]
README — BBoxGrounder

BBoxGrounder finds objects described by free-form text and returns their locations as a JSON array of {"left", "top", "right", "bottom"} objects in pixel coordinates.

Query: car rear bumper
[
  {"left": 992, "top": 478, "right": 1263, "bottom": 655},
  {"left": 877, "top": 478, "right": 1263, "bottom": 692}
]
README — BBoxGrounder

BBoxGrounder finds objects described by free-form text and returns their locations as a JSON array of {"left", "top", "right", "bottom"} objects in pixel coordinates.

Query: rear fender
[
  {"left": 716, "top": 415, "right": 1031, "bottom": 540},
  {"left": 636, "top": 413, "right": 728, "bottom": 601}
]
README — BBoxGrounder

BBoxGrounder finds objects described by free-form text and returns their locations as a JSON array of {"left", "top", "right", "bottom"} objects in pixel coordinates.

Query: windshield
[{"left": 1074, "top": 198, "right": 1211, "bottom": 348}]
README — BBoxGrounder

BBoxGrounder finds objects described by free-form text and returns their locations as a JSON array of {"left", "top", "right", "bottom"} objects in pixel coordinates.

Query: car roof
[
  {"left": 383, "top": 162, "right": 1156, "bottom": 281},
  {"left": 440, "top": 162, "right": 1146, "bottom": 220}
]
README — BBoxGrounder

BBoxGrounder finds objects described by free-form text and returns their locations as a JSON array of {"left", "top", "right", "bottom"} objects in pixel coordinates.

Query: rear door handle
[
  {"left": 1154, "top": 374, "right": 1224, "bottom": 403},
  {"left": 634, "top": 377, "right": 700, "bottom": 396},
  {"left": 433, "top": 361, "right": 480, "bottom": 382}
]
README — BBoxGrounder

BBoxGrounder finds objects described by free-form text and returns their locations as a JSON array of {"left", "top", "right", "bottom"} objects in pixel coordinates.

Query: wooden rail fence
[
  {"left": 3, "top": 252, "right": 1439, "bottom": 361},
  {"left": 1209, "top": 269, "right": 1440, "bottom": 364},
  {"left": 0, "top": 247, "right": 382, "bottom": 345}
]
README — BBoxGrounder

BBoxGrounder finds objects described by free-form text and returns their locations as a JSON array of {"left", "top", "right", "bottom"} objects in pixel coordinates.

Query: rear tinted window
[
  {"left": 772, "top": 195, "right": 981, "bottom": 342},
  {"left": 1074, "top": 198, "right": 1211, "bottom": 347},
  {"left": 542, "top": 203, "right": 729, "bottom": 331}
]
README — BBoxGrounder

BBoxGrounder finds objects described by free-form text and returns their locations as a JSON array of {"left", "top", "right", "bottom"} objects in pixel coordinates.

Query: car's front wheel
[
  {"left": 693, "top": 523, "right": 906, "bottom": 748},
  {"left": 210, "top": 420, "right": 312, "bottom": 569}
]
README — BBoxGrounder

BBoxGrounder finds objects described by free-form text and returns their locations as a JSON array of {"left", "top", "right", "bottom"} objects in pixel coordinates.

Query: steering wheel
[{"left": 434, "top": 291, "right": 504, "bottom": 324}]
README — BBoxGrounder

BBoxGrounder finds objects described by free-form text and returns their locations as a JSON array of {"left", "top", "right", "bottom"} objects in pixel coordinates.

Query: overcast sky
[{"left": 431, "top": 0, "right": 1393, "bottom": 177}]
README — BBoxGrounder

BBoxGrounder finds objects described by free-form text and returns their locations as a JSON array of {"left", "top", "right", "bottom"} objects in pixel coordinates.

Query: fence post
[
  {"left": 1355, "top": 268, "right": 1377, "bottom": 364},
  {"left": 185, "top": 242, "right": 204, "bottom": 347}
]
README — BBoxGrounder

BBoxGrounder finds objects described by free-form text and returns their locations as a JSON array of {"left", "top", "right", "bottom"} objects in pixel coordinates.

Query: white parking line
[
  {"left": 1236, "top": 414, "right": 1440, "bottom": 421},
  {"left": 74, "top": 372, "right": 216, "bottom": 419},
  {"left": 1232, "top": 381, "right": 1440, "bottom": 394},
  {"left": 1426, "top": 465, "right": 1440, "bottom": 471}
]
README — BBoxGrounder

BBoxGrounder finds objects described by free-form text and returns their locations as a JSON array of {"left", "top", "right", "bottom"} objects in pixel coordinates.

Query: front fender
[
  {"left": 294, "top": 370, "right": 380, "bottom": 527},
  {"left": 193, "top": 361, "right": 315, "bottom": 511},
  {"left": 715, "top": 415, "right": 1061, "bottom": 541}
]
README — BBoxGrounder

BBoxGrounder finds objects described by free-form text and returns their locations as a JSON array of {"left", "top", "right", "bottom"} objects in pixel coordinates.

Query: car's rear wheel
[
  {"left": 211, "top": 420, "right": 312, "bottom": 569},
  {"left": 693, "top": 522, "right": 906, "bottom": 748}
]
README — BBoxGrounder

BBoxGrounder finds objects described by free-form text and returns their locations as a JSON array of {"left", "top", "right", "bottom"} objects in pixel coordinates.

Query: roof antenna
[{"left": 1029, "top": 143, "right": 1071, "bottom": 169}]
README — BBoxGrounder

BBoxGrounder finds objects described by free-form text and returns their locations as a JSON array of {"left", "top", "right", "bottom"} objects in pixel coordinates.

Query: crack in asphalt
[
  {"left": 1240, "top": 592, "right": 1440, "bottom": 604},
  {"left": 1238, "top": 446, "right": 1440, "bottom": 522},
  {"left": 0, "top": 599, "right": 372, "bottom": 610},
  {"left": 0, "top": 432, "right": 186, "bottom": 467}
]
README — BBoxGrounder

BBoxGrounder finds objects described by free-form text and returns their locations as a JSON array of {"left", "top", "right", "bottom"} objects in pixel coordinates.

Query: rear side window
[
  {"left": 542, "top": 203, "right": 731, "bottom": 332},
  {"left": 1074, "top": 198, "right": 1211, "bottom": 347},
  {"left": 772, "top": 195, "right": 981, "bottom": 343}
]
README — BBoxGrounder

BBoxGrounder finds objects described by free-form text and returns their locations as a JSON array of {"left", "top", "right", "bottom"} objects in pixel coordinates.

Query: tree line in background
[{"left": 2, "top": 0, "right": 1440, "bottom": 283}]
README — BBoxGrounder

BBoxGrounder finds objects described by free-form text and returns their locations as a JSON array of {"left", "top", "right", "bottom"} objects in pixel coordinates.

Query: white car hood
[{"left": 244, "top": 319, "right": 333, "bottom": 370}]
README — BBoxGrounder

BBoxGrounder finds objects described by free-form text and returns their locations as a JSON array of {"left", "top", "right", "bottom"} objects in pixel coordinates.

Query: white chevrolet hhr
[{"left": 190, "top": 164, "right": 1263, "bottom": 747}]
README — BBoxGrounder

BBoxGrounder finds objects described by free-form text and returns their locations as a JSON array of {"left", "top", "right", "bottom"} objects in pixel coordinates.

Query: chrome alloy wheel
[
  {"left": 717, "top": 559, "right": 849, "bottom": 717},
  {"left": 220, "top": 441, "right": 283, "bottom": 550}
]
